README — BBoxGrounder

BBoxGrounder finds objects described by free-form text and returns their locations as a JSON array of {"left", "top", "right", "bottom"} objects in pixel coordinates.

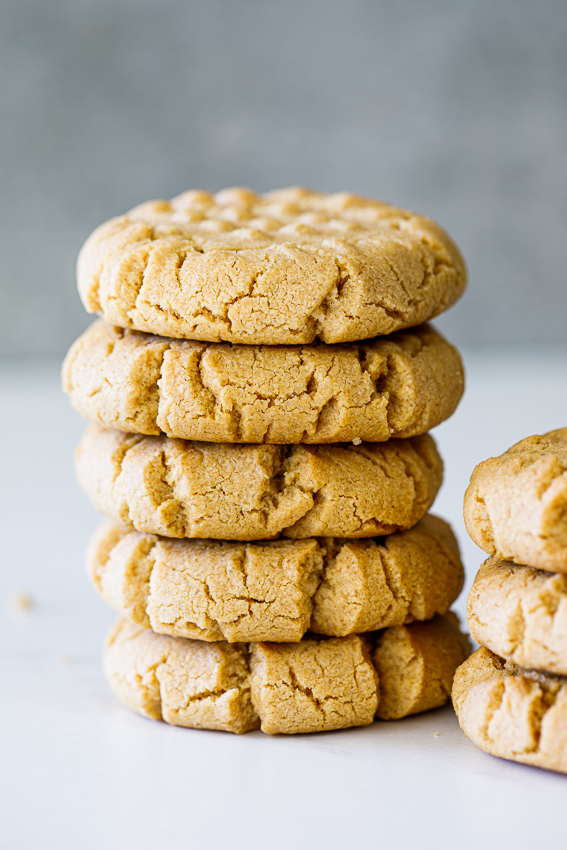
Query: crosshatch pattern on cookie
[{"left": 78, "top": 187, "right": 467, "bottom": 345}]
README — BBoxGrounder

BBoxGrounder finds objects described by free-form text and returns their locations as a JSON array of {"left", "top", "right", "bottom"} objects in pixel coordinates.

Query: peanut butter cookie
[
  {"left": 76, "top": 426, "right": 443, "bottom": 540},
  {"left": 78, "top": 187, "right": 466, "bottom": 345},
  {"left": 453, "top": 647, "right": 567, "bottom": 774},
  {"left": 464, "top": 429, "right": 567, "bottom": 572},
  {"left": 105, "top": 613, "right": 469, "bottom": 734},
  {"left": 63, "top": 320, "right": 464, "bottom": 443},
  {"left": 88, "top": 514, "right": 464, "bottom": 642},
  {"left": 467, "top": 557, "right": 567, "bottom": 675}
]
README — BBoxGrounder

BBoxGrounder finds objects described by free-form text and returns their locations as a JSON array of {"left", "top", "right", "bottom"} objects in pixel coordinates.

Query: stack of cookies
[
  {"left": 64, "top": 186, "right": 471, "bottom": 735},
  {"left": 454, "top": 429, "right": 567, "bottom": 772}
]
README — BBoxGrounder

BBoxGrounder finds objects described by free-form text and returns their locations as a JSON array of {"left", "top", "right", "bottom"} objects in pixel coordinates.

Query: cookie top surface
[
  {"left": 467, "top": 557, "right": 567, "bottom": 675},
  {"left": 63, "top": 320, "right": 464, "bottom": 443},
  {"left": 104, "top": 613, "right": 468, "bottom": 734},
  {"left": 452, "top": 647, "right": 567, "bottom": 774},
  {"left": 464, "top": 428, "right": 567, "bottom": 572},
  {"left": 76, "top": 426, "right": 443, "bottom": 540},
  {"left": 78, "top": 187, "right": 467, "bottom": 345},
  {"left": 88, "top": 514, "right": 464, "bottom": 642}
]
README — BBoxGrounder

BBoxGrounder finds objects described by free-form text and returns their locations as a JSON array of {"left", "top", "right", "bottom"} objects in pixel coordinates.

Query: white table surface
[{"left": 1, "top": 345, "right": 566, "bottom": 850}]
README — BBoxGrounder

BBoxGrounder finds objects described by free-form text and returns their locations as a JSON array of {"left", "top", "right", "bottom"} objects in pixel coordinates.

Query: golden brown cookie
[
  {"left": 467, "top": 557, "right": 567, "bottom": 675},
  {"left": 464, "top": 429, "right": 567, "bottom": 572},
  {"left": 63, "top": 320, "right": 464, "bottom": 443},
  {"left": 77, "top": 187, "right": 466, "bottom": 345},
  {"left": 76, "top": 426, "right": 443, "bottom": 540},
  {"left": 88, "top": 514, "right": 464, "bottom": 642},
  {"left": 452, "top": 647, "right": 567, "bottom": 774},
  {"left": 105, "top": 613, "right": 469, "bottom": 734},
  {"left": 373, "top": 612, "right": 471, "bottom": 719}
]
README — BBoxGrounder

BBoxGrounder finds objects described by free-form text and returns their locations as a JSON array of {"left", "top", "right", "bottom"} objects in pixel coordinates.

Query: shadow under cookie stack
[
  {"left": 453, "top": 429, "right": 567, "bottom": 773},
  {"left": 64, "top": 186, "right": 470, "bottom": 735}
]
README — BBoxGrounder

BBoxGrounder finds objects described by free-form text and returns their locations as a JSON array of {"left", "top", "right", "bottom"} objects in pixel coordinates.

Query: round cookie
[
  {"left": 88, "top": 514, "right": 464, "bottom": 642},
  {"left": 104, "top": 613, "right": 470, "bottom": 734},
  {"left": 464, "top": 429, "right": 567, "bottom": 572},
  {"left": 77, "top": 186, "right": 467, "bottom": 345},
  {"left": 452, "top": 647, "right": 567, "bottom": 774},
  {"left": 467, "top": 557, "right": 567, "bottom": 675},
  {"left": 63, "top": 320, "right": 464, "bottom": 443},
  {"left": 76, "top": 426, "right": 443, "bottom": 540}
]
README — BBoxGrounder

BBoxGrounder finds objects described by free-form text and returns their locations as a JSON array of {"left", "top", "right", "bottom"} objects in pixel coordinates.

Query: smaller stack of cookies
[
  {"left": 454, "top": 429, "right": 567, "bottom": 772},
  {"left": 64, "top": 186, "right": 471, "bottom": 735}
]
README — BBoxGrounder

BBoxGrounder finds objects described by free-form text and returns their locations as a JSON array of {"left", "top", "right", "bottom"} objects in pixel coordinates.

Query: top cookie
[
  {"left": 77, "top": 187, "right": 467, "bottom": 345},
  {"left": 464, "top": 429, "right": 567, "bottom": 572}
]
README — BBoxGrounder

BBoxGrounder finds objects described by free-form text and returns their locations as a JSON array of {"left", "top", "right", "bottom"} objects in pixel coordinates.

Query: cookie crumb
[
  {"left": 433, "top": 732, "right": 440, "bottom": 737},
  {"left": 12, "top": 592, "right": 34, "bottom": 612},
  {"left": 352, "top": 437, "right": 362, "bottom": 445}
]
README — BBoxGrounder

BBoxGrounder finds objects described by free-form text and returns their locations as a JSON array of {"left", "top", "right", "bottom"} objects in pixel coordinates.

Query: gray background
[{"left": 1, "top": 0, "right": 566, "bottom": 357}]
